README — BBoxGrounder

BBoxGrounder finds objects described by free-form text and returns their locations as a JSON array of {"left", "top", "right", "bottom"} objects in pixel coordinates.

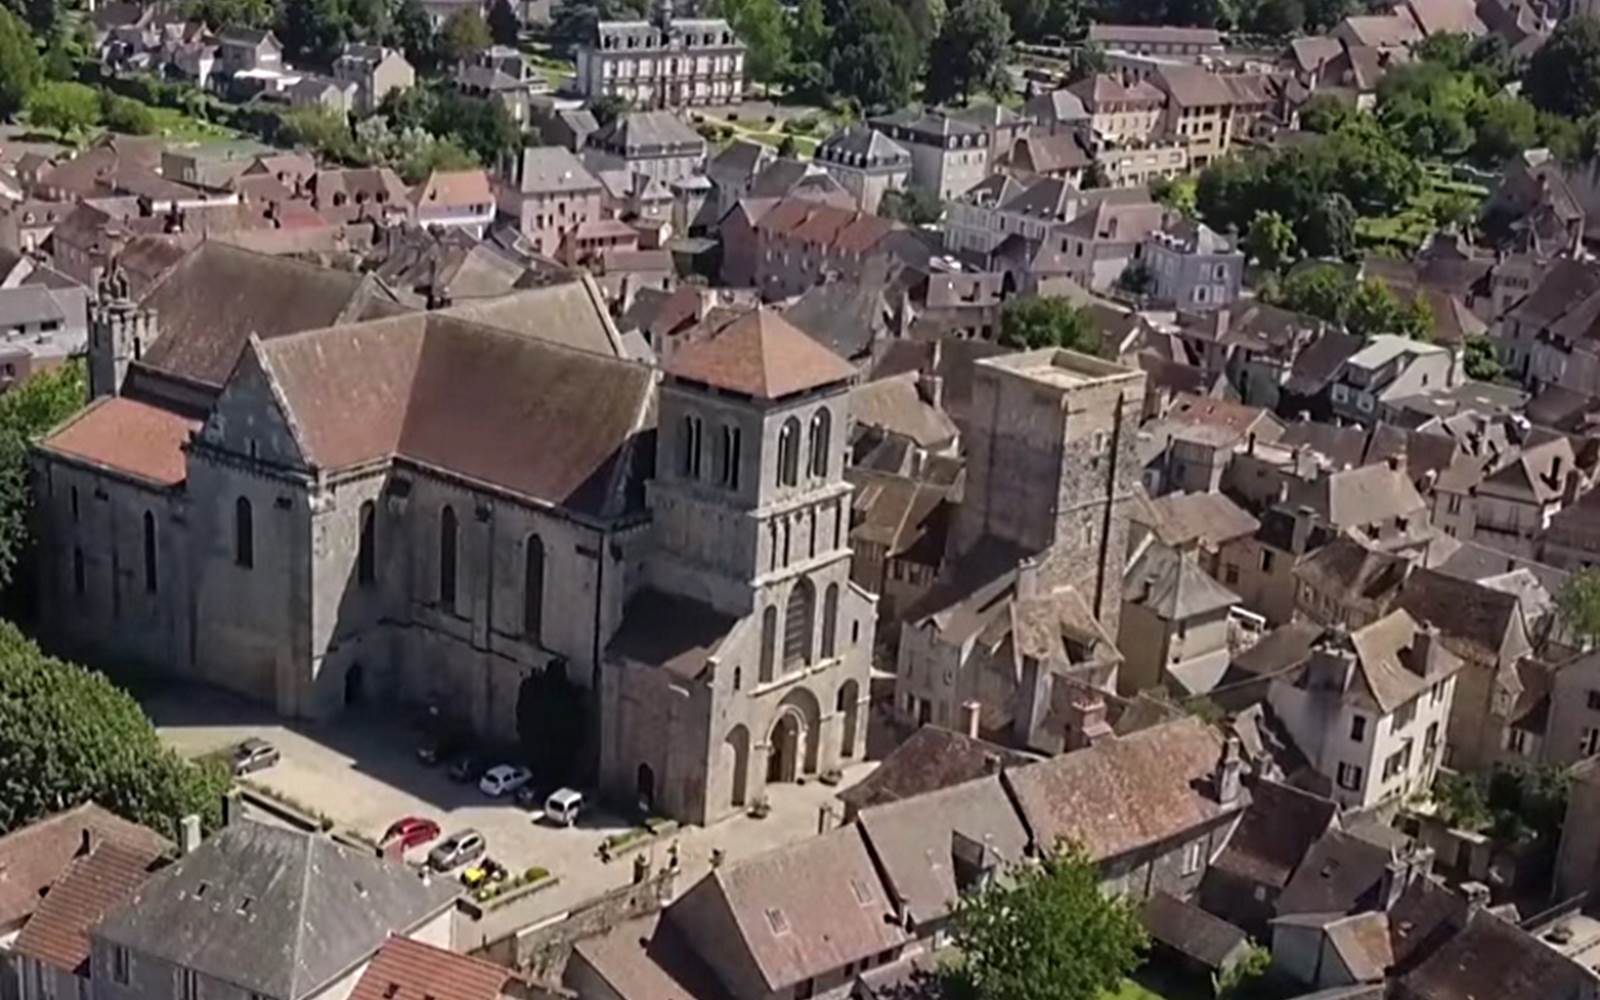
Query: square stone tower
[{"left": 952, "top": 348, "right": 1146, "bottom": 637}]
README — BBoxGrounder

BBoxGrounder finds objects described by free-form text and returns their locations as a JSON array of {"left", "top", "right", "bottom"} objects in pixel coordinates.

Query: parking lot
[{"left": 146, "top": 685, "right": 877, "bottom": 946}]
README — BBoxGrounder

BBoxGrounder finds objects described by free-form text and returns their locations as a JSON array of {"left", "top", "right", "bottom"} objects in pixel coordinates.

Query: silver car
[
  {"left": 428, "top": 830, "right": 486, "bottom": 871},
  {"left": 231, "top": 738, "right": 280, "bottom": 776}
]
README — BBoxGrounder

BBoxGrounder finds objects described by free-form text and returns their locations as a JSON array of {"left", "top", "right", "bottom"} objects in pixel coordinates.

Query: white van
[{"left": 543, "top": 787, "right": 585, "bottom": 826}]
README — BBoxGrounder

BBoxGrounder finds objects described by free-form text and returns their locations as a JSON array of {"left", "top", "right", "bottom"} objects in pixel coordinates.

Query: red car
[{"left": 384, "top": 817, "right": 441, "bottom": 849}]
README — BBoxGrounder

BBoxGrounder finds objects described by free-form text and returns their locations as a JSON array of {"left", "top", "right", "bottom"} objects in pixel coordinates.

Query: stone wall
[{"left": 473, "top": 869, "right": 678, "bottom": 982}]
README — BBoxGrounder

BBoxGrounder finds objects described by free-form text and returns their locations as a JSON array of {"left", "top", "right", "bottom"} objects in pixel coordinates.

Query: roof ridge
[{"left": 288, "top": 833, "right": 315, "bottom": 1000}]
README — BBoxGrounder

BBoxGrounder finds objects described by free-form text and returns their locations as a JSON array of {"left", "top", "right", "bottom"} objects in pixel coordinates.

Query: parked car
[
  {"left": 232, "top": 738, "right": 280, "bottom": 776},
  {"left": 428, "top": 830, "right": 486, "bottom": 871},
  {"left": 479, "top": 764, "right": 533, "bottom": 798},
  {"left": 448, "top": 754, "right": 485, "bottom": 783},
  {"left": 383, "top": 816, "right": 441, "bottom": 849},
  {"left": 416, "top": 730, "right": 465, "bottom": 766},
  {"left": 543, "top": 787, "right": 585, "bottom": 826}
]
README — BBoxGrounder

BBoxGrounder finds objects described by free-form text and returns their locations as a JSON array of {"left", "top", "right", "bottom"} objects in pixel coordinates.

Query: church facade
[{"left": 31, "top": 243, "right": 875, "bottom": 825}]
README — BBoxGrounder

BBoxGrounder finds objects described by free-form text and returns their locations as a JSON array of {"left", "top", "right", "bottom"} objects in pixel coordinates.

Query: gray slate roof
[
  {"left": 511, "top": 146, "right": 601, "bottom": 195},
  {"left": 93, "top": 823, "right": 459, "bottom": 1000}
]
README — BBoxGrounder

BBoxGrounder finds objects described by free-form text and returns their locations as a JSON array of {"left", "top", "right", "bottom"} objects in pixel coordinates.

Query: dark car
[
  {"left": 448, "top": 753, "right": 485, "bottom": 783},
  {"left": 427, "top": 829, "right": 486, "bottom": 871},
  {"left": 383, "top": 816, "right": 441, "bottom": 849},
  {"left": 231, "top": 738, "right": 280, "bottom": 776},
  {"left": 416, "top": 730, "right": 465, "bottom": 766}
]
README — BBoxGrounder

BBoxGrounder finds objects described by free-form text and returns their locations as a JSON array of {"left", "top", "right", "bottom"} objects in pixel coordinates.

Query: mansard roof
[{"left": 664, "top": 307, "right": 856, "bottom": 400}]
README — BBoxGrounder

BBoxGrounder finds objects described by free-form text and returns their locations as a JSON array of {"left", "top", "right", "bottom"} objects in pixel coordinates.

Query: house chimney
[
  {"left": 1064, "top": 688, "right": 1113, "bottom": 751},
  {"left": 1290, "top": 505, "right": 1318, "bottom": 554},
  {"left": 1386, "top": 451, "right": 1407, "bottom": 476},
  {"left": 178, "top": 814, "right": 202, "bottom": 855},
  {"left": 982, "top": 753, "right": 1002, "bottom": 774},
  {"left": 1564, "top": 468, "right": 1584, "bottom": 506},
  {"left": 1461, "top": 880, "right": 1490, "bottom": 913},
  {"left": 1215, "top": 735, "right": 1243, "bottom": 806},
  {"left": 1411, "top": 624, "right": 1442, "bottom": 678},
  {"left": 916, "top": 370, "right": 944, "bottom": 409},
  {"left": 77, "top": 827, "right": 94, "bottom": 858},
  {"left": 221, "top": 788, "right": 241, "bottom": 828},
  {"left": 960, "top": 700, "right": 981, "bottom": 740}
]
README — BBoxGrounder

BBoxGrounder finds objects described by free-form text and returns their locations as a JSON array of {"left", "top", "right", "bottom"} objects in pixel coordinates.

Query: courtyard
[{"left": 145, "top": 684, "right": 878, "bottom": 947}]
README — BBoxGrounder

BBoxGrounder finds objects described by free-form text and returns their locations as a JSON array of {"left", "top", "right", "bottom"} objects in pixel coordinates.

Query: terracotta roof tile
[
  {"left": 43, "top": 397, "right": 200, "bottom": 487},
  {"left": 349, "top": 935, "right": 514, "bottom": 1000},
  {"left": 0, "top": 804, "right": 169, "bottom": 931},
  {"left": 14, "top": 840, "right": 165, "bottom": 973},
  {"left": 1002, "top": 717, "right": 1241, "bottom": 861},
  {"left": 665, "top": 308, "right": 856, "bottom": 399}
]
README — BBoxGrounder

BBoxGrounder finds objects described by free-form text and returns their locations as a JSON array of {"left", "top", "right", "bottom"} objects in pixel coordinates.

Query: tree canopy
[
  {"left": 26, "top": 81, "right": 99, "bottom": 137},
  {"left": 0, "top": 362, "right": 85, "bottom": 597},
  {"left": 828, "top": 0, "right": 920, "bottom": 111},
  {"left": 944, "top": 844, "right": 1148, "bottom": 1000},
  {"left": 1526, "top": 16, "right": 1600, "bottom": 119},
  {"left": 0, "top": 6, "right": 41, "bottom": 119},
  {"left": 998, "top": 297, "right": 1101, "bottom": 353},
  {"left": 1265, "top": 264, "right": 1431, "bottom": 340},
  {"left": 1559, "top": 568, "right": 1600, "bottom": 648},
  {"left": 925, "top": 0, "right": 1010, "bottom": 105},
  {"left": 0, "top": 619, "right": 230, "bottom": 833},
  {"left": 714, "top": 0, "right": 790, "bottom": 85}
]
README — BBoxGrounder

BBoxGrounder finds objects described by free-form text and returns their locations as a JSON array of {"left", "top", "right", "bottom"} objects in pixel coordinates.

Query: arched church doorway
[
  {"left": 636, "top": 763, "right": 655, "bottom": 813},
  {"left": 725, "top": 725, "right": 750, "bottom": 809},
  {"left": 344, "top": 662, "right": 364, "bottom": 707},
  {"left": 767, "top": 712, "right": 803, "bottom": 784},
  {"left": 837, "top": 680, "right": 860, "bottom": 759}
]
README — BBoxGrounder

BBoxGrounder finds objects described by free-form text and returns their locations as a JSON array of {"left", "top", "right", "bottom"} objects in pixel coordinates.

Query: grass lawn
[
  {"left": 1356, "top": 166, "right": 1490, "bottom": 254},
  {"left": 146, "top": 106, "right": 240, "bottom": 142},
  {"left": 1103, "top": 981, "right": 1171, "bottom": 1000}
]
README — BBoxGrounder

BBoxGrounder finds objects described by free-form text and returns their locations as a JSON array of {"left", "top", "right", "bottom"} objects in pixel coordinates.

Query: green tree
[
  {"left": 1150, "top": 175, "right": 1197, "bottom": 217},
  {"left": 1463, "top": 334, "right": 1502, "bottom": 382},
  {"left": 1302, "top": 192, "right": 1356, "bottom": 259},
  {"left": 1245, "top": 209, "right": 1297, "bottom": 273},
  {"left": 278, "top": 105, "right": 359, "bottom": 160},
  {"left": 278, "top": 0, "right": 352, "bottom": 66},
  {"left": 395, "top": 134, "right": 478, "bottom": 182},
  {"left": 1244, "top": 0, "right": 1304, "bottom": 35},
  {"left": 1214, "top": 945, "right": 1271, "bottom": 1000},
  {"left": 0, "top": 7, "right": 43, "bottom": 121},
  {"left": 1346, "top": 279, "right": 1431, "bottom": 340},
  {"left": 434, "top": 90, "right": 520, "bottom": 163},
  {"left": 101, "top": 94, "right": 157, "bottom": 134},
  {"left": 1433, "top": 770, "right": 1492, "bottom": 831},
  {"left": 1471, "top": 94, "right": 1539, "bottom": 162},
  {"left": 828, "top": 0, "right": 919, "bottom": 111},
  {"left": 1526, "top": 15, "right": 1600, "bottom": 118},
  {"left": 188, "top": 0, "right": 277, "bottom": 29},
  {"left": 589, "top": 93, "right": 630, "bottom": 126},
  {"left": 1116, "top": 260, "right": 1153, "bottom": 296},
  {"left": 944, "top": 844, "right": 1148, "bottom": 1000},
  {"left": 878, "top": 186, "right": 943, "bottom": 225},
  {"left": 387, "top": 0, "right": 437, "bottom": 69},
  {"left": 715, "top": 0, "right": 789, "bottom": 87},
  {"left": 1298, "top": 93, "right": 1361, "bottom": 134},
  {"left": 998, "top": 297, "right": 1100, "bottom": 352},
  {"left": 925, "top": 0, "right": 1010, "bottom": 105},
  {"left": 0, "top": 362, "right": 84, "bottom": 592},
  {"left": 1268, "top": 263, "right": 1354, "bottom": 325},
  {"left": 549, "top": 0, "right": 649, "bottom": 50},
  {"left": 25, "top": 80, "right": 99, "bottom": 137},
  {"left": 1559, "top": 568, "right": 1600, "bottom": 647},
  {"left": 439, "top": 9, "right": 492, "bottom": 63},
  {"left": 487, "top": 0, "right": 521, "bottom": 45},
  {"left": 0, "top": 618, "right": 230, "bottom": 833}
]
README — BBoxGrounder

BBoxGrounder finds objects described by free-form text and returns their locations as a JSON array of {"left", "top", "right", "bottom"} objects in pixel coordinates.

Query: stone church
[{"left": 31, "top": 241, "right": 873, "bottom": 826}]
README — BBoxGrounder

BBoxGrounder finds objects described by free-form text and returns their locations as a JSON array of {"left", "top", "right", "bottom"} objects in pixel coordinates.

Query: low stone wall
[{"left": 471, "top": 868, "right": 678, "bottom": 983}]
